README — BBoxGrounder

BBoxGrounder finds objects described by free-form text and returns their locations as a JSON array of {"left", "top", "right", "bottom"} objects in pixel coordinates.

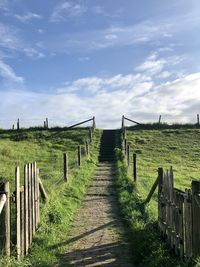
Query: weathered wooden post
[
  {"left": 36, "top": 168, "right": 40, "bottom": 225},
  {"left": 28, "top": 164, "right": 33, "bottom": 246},
  {"left": 124, "top": 139, "right": 127, "bottom": 155},
  {"left": 78, "top": 146, "right": 81, "bottom": 166},
  {"left": 158, "top": 168, "right": 164, "bottom": 233},
  {"left": 12, "top": 124, "right": 15, "bottom": 130},
  {"left": 133, "top": 153, "right": 137, "bottom": 181},
  {"left": 16, "top": 166, "right": 21, "bottom": 258},
  {"left": 127, "top": 144, "right": 130, "bottom": 166},
  {"left": 20, "top": 186, "right": 25, "bottom": 256},
  {"left": 86, "top": 140, "right": 89, "bottom": 155},
  {"left": 192, "top": 180, "right": 200, "bottom": 256},
  {"left": 63, "top": 153, "right": 68, "bottom": 182},
  {"left": 84, "top": 140, "right": 89, "bottom": 156},
  {"left": 123, "top": 127, "right": 126, "bottom": 140},
  {"left": 89, "top": 128, "right": 92, "bottom": 143},
  {"left": 3, "top": 181, "right": 10, "bottom": 256},
  {"left": 197, "top": 114, "right": 199, "bottom": 126},
  {"left": 122, "top": 115, "right": 125, "bottom": 129},
  {"left": 158, "top": 115, "right": 162, "bottom": 124},
  {"left": 46, "top": 118, "right": 49, "bottom": 129},
  {"left": 92, "top": 116, "right": 96, "bottom": 129},
  {"left": 24, "top": 165, "right": 29, "bottom": 255},
  {"left": 17, "top": 119, "right": 20, "bottom": 130},
  {"left": 31, "top": 164, "right": 36, "bottom": 236}
]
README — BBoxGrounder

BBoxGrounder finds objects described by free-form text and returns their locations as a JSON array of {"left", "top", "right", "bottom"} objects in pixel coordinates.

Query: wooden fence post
[
  {"left": 20, "top": 186, "right": 25, "bottom": 256},
  {"left": 16, "top": 166, "right": 21, "bottom": 258},
  {"left": 31, "top": 164, "right": 36, "bottom": 236},
  {"left": 127, "top": 144, "right": 130, "bottom": 166},
  {"left": 24, "top": 165, "right": 29, "bottom": 255},
  {"left": 4, "top": 181, "right": 10, "bottom": 256},
  {"left": 17, "top": 119, "right": 20, "bottom": 130},
  {"left": 192, "top": 180, "right": 200, "bottom": 257},
  {"left": 34, "top": 163, "right": 38, "bottom": 231},
  {"left": 28, "top": 164, "right": 32, "bottom": 246},
  {"left": 93, "top": 116, "right": 96, "bottom": 129},
  {"left": 63, "top": 153, "right": 68, "bottom": 182},
  {"left": 122, "top": 115, "right": 124, "bottom": 129},
  {"left": 46, "top": 118, "right": 48, "bottom": 129},
  {"left": 78, "top": 146, "right": 81, "bottom": 166},
  {"left": 89, "top": 128, "right": 92, "bottom": 143},
  {"left": 158, "top": 115, "right": 162, "bottom": 124},
  {"left": 197, "top": 114, "right": 199, "bottom": 126},
  {"left": 36, "top": 168, "right": 40, "bottom": 225},
  {"left": 85, "top": 140, "right": 89, "bottom": 156},
  {"left": 123, "top": 127, "right": 126, "bottom": 140},
  {"left": 12, "top": 124, "right": 15, "bottom": 130},
  {"left": 133, "top": 153, "right": 137, "bottom": 181},
  {"left": 124, "top": 139, "right": 127, "bottom": 155},
  {"left": 157, "top": 168, "right": 163, "bottom": 234}
]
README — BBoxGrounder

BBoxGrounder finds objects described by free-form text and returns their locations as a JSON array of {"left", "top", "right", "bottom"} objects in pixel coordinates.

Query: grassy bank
[
  {"left": 117, "top": 125, "right": 200, "bottom": 266},
  {"left": 115, "top": 148, "right": 181, "bottom": 267},
  {"left": 126, "top": 126, "right": 200, "bottom": 218},
  {"left": 0, "top": 127, "right": 101, "bottom": 267}
]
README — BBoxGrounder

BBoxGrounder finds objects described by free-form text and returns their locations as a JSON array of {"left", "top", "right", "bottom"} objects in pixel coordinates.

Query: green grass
[
  {"left": 126, "top": 126, "right": 200, "bottom": 218},
  {"left": 116, "top": 125, "right": 200, "bottom": 266},
  {"left": 0, "top": 127, "right": 93, "bottom": 191},
  {"left": 115, "top": 150, "right": 180, "bottom": 266},
  {"left": 0, "top": 127, "right": 102, "bottom": 267}
]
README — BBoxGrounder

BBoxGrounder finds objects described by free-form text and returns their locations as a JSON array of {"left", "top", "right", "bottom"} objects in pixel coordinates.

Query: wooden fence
[
  {"left": 145, "top": 167, "right": 200, "bottom": 260},
  {"left": 0, "top": 162, "right": 46, "bottom": 258},
  {"left": 0, "top": 125, "right": 95, "bottom": 259}
]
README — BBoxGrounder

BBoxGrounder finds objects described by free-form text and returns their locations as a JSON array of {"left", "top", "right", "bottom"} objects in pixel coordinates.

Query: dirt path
[{"left": 59, "top": 163, "right": 133, "bottom": 267}]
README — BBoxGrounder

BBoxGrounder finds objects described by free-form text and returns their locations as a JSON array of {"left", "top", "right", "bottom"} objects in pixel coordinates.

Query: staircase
[{"left": 99, "top": 130, "right": 116, "bottom": 162}]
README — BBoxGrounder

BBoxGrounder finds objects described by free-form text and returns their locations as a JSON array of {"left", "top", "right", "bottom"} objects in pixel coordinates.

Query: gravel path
[{"left": 59, "top": 163, "right": 133, "bottom": 267}]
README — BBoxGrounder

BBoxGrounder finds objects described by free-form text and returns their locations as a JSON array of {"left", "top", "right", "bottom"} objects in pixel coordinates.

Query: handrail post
[
  {"left": 63, "top": 153, "right": 68, "bottom": 182},
  {"left": 78, "top": 146, "right": 81, "bottom": 166},
  {"left": 93, "top": 116, "right": 96, "bottom": 129},
  {"left": 133, "top": 153, "right": 137, "bottom": 181},
  {"left": 89, "top": 128, "right": 92, "bottom": 143},
  {"left": 127, "top": 144, "right": 130, "bottom": 166},
  {"left": 122, "top": 115, "right": 124, "bottom": 129}
]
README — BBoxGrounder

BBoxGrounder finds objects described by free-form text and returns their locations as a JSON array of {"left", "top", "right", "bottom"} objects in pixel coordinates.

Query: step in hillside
[{"left": 99, "top": 130, "right": 116, "bottom": 162}]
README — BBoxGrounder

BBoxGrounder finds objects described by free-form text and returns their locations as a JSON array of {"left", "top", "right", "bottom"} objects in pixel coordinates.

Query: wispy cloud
[
  {"left": 0, "top": 60, "right": 24, "bottom": 83},
  {"left": 0, "top": 22, "right": 44, "bottom": 59},
  {"left": 15, "top": 12, "right": 42, "bottom": 22},
  {"left": 45, "top": 21, "right": 172, "bottom": 54},
  {"left": 50, "top": 1, "right": 87, "bottom": 22}
]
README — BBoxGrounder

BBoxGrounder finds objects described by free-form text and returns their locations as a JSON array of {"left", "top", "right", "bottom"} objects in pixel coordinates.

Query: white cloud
[
  {"left": 0, "top": 71, "right": 200, "bottom": 128},
  {"left": 15, "top": 12, "right": 42, "bottom": 22},
  {"left": 0, "top": 60, "right": 24, "bottom": 83},
  {"left": 50, "top": 2, "right": 87, "bottom": 22}
]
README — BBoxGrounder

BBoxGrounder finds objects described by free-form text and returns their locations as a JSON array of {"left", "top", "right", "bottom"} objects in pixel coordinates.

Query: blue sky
[{"left": 0, "top": 0, "right": 200, "bottom": 128}]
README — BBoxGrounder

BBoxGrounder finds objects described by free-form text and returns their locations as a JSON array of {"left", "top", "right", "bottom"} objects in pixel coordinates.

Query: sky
[{"left": 0, "top": 0, "right": 200, "bottom": 128}]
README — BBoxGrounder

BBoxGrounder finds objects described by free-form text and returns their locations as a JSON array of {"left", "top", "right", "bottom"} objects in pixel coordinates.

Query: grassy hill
[
  {"left": 0, "top": 127, "right": 97, "bottom": 190},
  {"left": 116, "top": 124, "right": 200, "bottom": 267},
  {"left": 126, "top": 125, "right": 200, "bottom": 216},
  {"left": 0, "top": 127, "right": 101, "bottom": 267}
]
